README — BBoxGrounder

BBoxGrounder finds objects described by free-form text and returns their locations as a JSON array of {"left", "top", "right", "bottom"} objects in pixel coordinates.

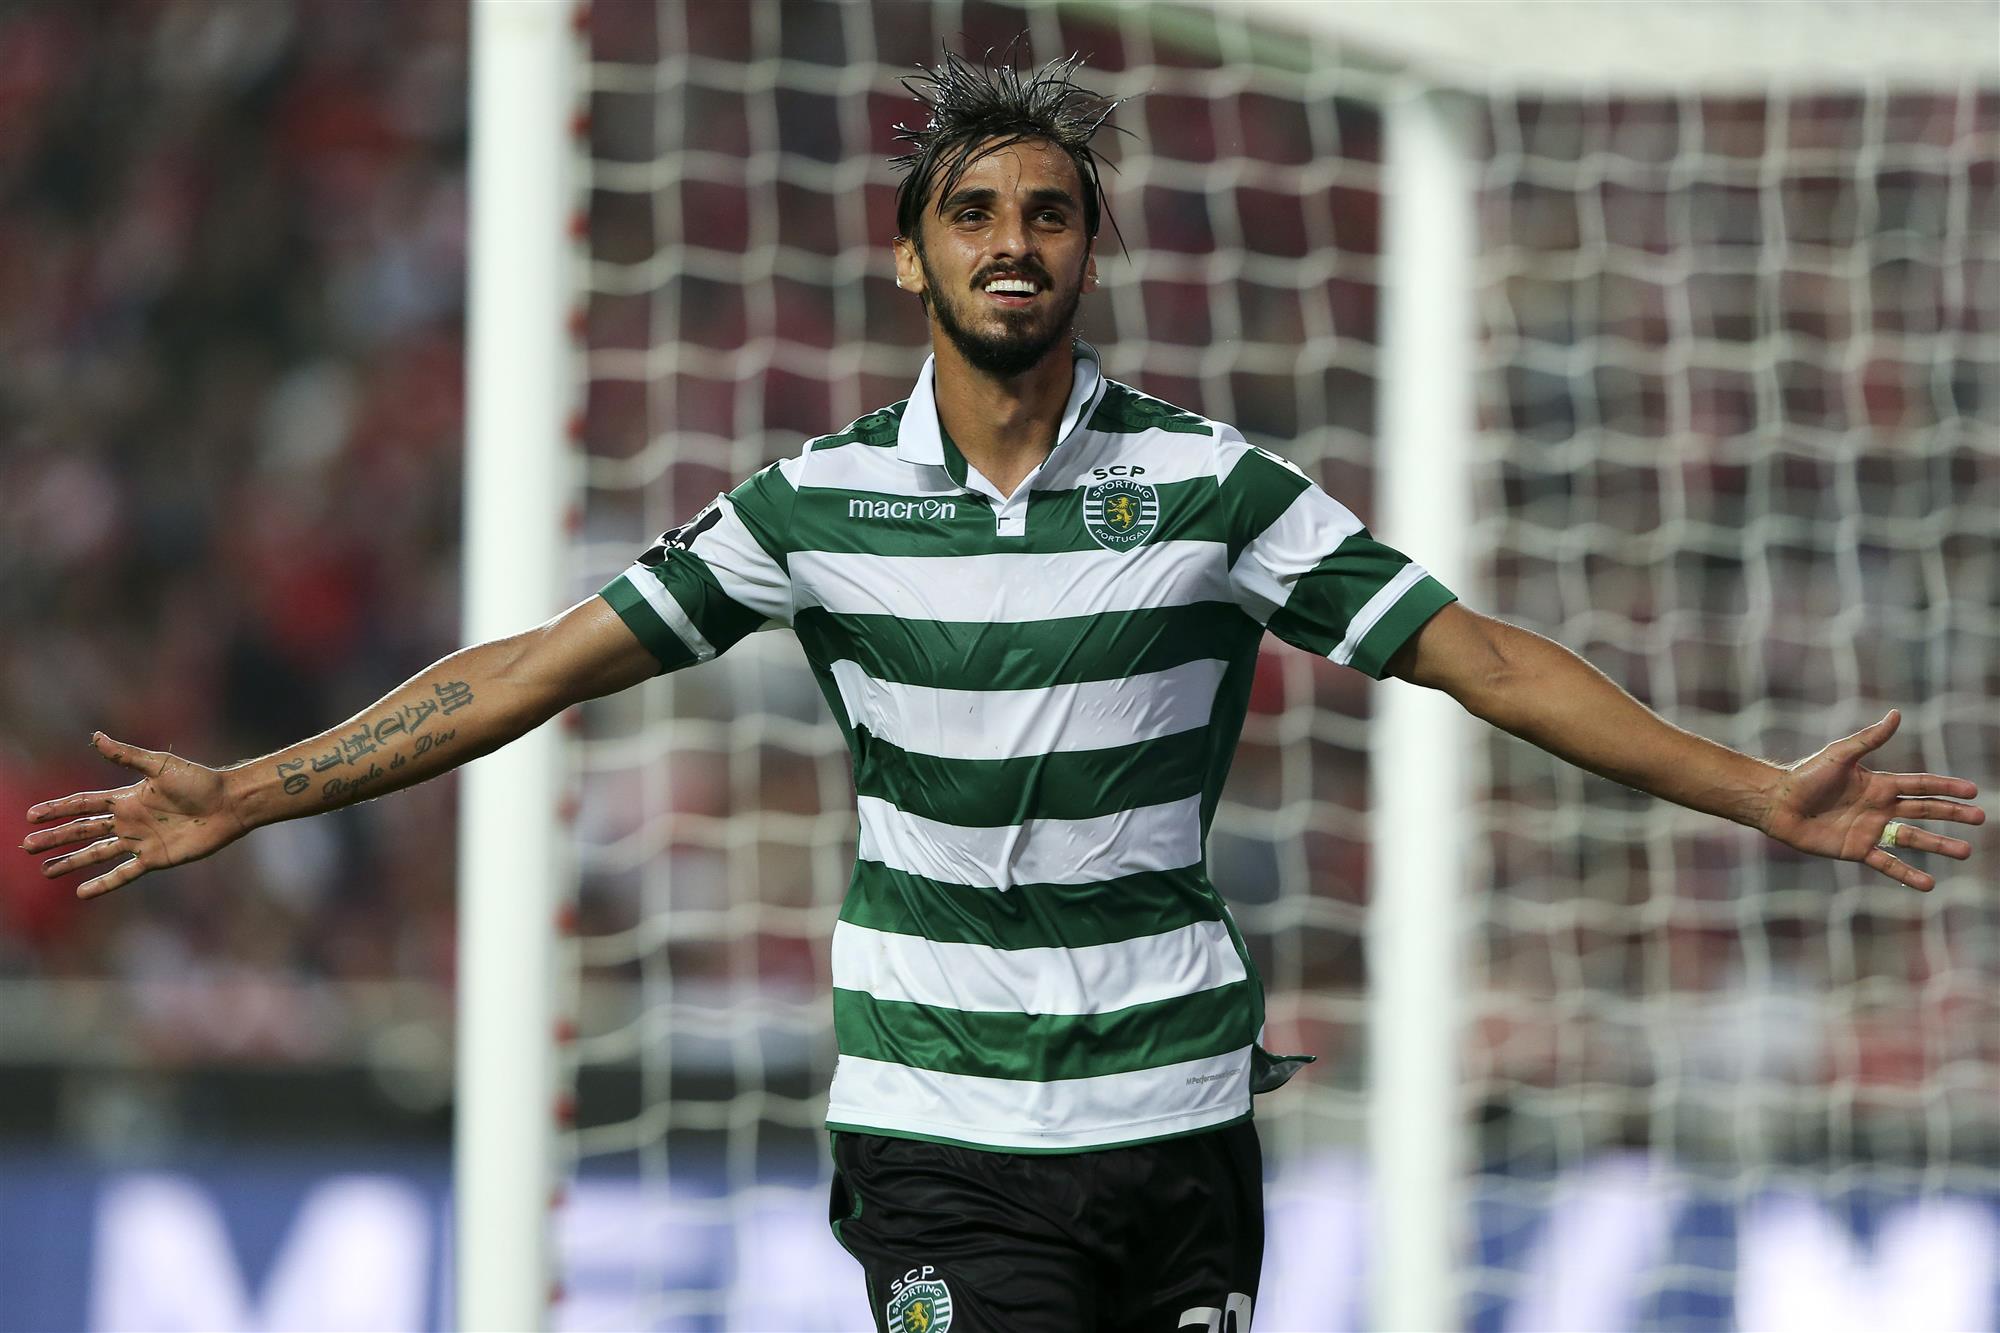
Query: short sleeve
[
  {"left": 1216, "top": 428, "right": 1456, "bottom": 679},
  {"left": 598, "top": 463, "right": 796, "bottom": 674}
]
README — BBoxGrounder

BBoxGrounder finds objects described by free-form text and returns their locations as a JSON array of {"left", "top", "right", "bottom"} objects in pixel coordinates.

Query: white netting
[
  {"left": 1463, "top": 83, "right": 2000, "bottom": 1328},
  {"left": 554, "top": 1, "right": 1998, "bottom": 1327}
]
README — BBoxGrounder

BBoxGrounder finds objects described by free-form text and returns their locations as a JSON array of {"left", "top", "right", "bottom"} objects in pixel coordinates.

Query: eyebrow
[{"left": 937, "top": 186, "right": 1081, "bottom": 216}]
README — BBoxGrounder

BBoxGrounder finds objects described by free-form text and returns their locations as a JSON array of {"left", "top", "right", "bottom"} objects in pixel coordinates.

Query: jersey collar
[{"left": 895, "top": 339, "right": 1108, "bottom": 484}]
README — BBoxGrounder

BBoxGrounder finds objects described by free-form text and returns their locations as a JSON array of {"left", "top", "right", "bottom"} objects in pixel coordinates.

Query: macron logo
[{"left": 849, "top": 497, "right": 957, "bottom": 521}]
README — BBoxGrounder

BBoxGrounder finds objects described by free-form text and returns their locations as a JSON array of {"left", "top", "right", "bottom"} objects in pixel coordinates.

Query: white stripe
[
  {"left": 1228, "top": 484, "right": 1367, "bottom": 622},
  {"left": 795, "top": 439, "right": 963, "bottom": 497},
  {"left": 806, "top": 428, "right": 1231, "bottom": 496},
  {"left": 827, "top": 658, "right": 1226, "bottom": 760},
  {"left": 792, "top": 542, "right": 1230, "bottom": 621},
  {"left": 619, "top": 568, "right": 716, "bottom": 662},
  {"left": 831, "top": 919, "right": 1245, "bottom": 1016},
  {"left": 1037, "top": 428, "right": 1229, "bottom": 491},
  {"left": 1215, "top": 429, "right": 1259, "bottom": 484},
  {"left": 826, "top": 1046, "right": 1253, "bottom": 1151},
  {"left": 686, "top": 495, "right": 792, "bottom": 623},
  {"left": 1213, "top": 425, "right": 1308, "bottom": 486},
  {"left": 1331, "top": 562, "right": 1428, "bottom": 666},
  {"left": 855, "top": 793, "right": 1203, "bottom": 890}
]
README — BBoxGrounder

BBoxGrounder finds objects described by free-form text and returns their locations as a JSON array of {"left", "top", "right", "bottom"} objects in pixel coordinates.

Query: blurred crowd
[{"left": 0, "top": 0, "right": 468, "bottom": 1059}]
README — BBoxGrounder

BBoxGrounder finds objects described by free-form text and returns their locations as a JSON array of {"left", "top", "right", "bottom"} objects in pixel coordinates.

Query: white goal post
[
  {"left": 457, "top": 2, "right": 583, "bottom": 1327},
  {"left": 459, "top": 3, "right": 1997, "bottom": 1330}
]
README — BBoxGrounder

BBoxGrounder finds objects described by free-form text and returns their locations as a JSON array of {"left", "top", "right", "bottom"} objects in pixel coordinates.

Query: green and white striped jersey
[{"left": 600, "top": 345, "right": 1455, "bottom": 1153}]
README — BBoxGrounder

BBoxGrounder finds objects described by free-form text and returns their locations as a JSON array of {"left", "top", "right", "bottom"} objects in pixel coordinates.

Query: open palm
[
  {"left": 19, "top": 733, "right": 246, "bottom": 899},
  {"left": 1761, "top": 710, "right": 1984, "bottom": 891}
]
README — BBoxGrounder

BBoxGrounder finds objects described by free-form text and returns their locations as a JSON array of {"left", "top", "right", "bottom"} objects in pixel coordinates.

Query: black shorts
[{"left": 829, "top": 1121, "right": 1263, "bottom": 1333}]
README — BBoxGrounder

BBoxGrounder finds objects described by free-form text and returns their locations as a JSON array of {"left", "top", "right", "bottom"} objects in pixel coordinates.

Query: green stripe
[
  {"left": 597, "top": 580, "right": 698, "bottom": 673},
  {"left": 1263, "top": 532, "right": 1414, "bottom": 659},
  {"left": 1183, "top": 646, "right": 1271, "bottom": 1034},
  {"left": 1349, "top": 575, "right": 1457, "bottom": 679},
  {"left": 726, "top": 463, "right": 797, "bottom": 571},
  {"left": 839, "top": 863, "right": 1226, "bottom": 951},
  {"left": 851, "top": 728, "right": 1209, "bottom": 827},
  {"left": 832, "top": 980, "right": 1258, "bottom": 1082},
  {"left": 1217, "top": 447, "right": 1313, "bottom": 563},
  {"left": 822, "top": 1112, "right": 1253, "bottom": 1156},
  {"left": 808, "top": 401, "right": 907, "bottom": 451},
  {"left": 781, "top": 475, "right": 1224, "bottom": 557},
  {"left": 1194, "top": 646, "right": 1263, "bottom": 832},
  {"left": 1088, "top": 381, "right": 1214, "bottom": 436},
  {"left": 794, "top": 602, "right": 1262, "bottom": 691},
  {"left": 617, "top": 552, "right": 768, "bottom": 661}
]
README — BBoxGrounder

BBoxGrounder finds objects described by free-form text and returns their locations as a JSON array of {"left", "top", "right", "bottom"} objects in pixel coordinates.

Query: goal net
[
  {"left": 531, "top": 1, "right": 1998, "bottom": 1328},
  {"left": 1452, "top": 33, "right": 1999, "bottom": 1333}
]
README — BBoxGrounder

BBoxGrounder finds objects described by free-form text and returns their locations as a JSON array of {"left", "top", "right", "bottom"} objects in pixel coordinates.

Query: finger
[
  {"left": 1887, "top": 773, "right": 1980, "bottom": 800},
  {"left": 1892, "top": 798, "right": 1987, "bottom": 827},
  {"left": 78, "top": 856, "right": 149, "bottom": 900},
  {"left": 92, "top": 732, "right": 170, "bottom": 779},
  {"left": 40, "top": 836, "right": 131, "bottom": 879},
  {"left": 1863, "top": 846, "right": 1934, "bottom": 892},
  {"left": 1836, "top": 709, "right": 1900, "bottom": 760},
  {"left": 1876, "top": 815, "right": 1978, "bottom": 858},
  {"left": 25, "top": 790, "right": 121, "bottom": 823},
  {"left": 1885, "top": 822, "right": 1975, "bottom": 860},
  {"left": 21, "top": 814, "right": 116, "bottom": 853}
]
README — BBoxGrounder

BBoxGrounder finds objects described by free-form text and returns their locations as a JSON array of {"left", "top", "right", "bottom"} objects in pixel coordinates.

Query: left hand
[
  {"left": 20, "top": 732, "right": 245, "bottom": 899},
  {"left": 1761, "top": 710, "right": 1985, "bottom": 891}
]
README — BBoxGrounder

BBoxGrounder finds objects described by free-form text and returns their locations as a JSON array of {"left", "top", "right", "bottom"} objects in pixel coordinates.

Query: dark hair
[{"left": 891, "top": 47, "right": 1125, "bottom": 246}]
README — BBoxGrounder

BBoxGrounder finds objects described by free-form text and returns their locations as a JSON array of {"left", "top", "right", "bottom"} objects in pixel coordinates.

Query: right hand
[{"left": 19, "top": 733, "right": 248, "bottom": 899}]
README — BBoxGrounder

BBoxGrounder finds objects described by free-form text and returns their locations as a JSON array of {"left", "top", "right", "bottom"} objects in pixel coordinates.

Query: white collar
[{"left": 894, "top": 340, "right": 1106, "bottom": 469}]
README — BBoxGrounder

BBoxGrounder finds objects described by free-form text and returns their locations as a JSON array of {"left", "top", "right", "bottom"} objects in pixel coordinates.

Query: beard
[{"left": 921, "top": 252, "right": 1086, "bottom": 378}]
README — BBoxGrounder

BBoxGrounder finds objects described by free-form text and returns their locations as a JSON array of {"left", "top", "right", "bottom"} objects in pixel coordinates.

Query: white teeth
[{"left": 985, "top": 278, "right": 1037, "bottom": 295}]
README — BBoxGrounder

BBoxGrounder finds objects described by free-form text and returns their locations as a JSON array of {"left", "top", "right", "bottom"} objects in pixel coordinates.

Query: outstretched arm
[
  {"left": 1386, "top": 603, "right": 1985, "bottom": 891},
  {"left": 21, "top": 596, "right": 656, "bottom": 899}
]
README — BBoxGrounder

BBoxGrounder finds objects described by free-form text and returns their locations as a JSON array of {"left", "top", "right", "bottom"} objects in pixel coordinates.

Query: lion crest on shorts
[{"left": 886, "top": 1273, "right": 953, "bottom": 1333}]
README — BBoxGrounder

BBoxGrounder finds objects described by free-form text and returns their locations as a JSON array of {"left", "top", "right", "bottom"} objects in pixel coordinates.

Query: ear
[
  {"left": 893, "top": 235, "right": 925, "bottom": 297},
  {"left": 1083, "top": 245, "right": 1099, "bottom": 293}
]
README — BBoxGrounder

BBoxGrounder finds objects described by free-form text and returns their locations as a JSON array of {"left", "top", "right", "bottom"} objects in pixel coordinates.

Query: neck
[{"left": 929, "top": 333, "right": 1077, "bottom": 498}]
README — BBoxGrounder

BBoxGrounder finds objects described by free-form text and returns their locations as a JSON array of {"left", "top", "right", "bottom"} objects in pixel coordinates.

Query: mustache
[{"left": 971, "top": 261, "right": 1054, "bottom": 290}]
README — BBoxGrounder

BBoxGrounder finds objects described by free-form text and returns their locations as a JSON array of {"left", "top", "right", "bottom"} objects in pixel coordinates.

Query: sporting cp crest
[
  {"left": 1081, "top": 477, "right": 1159, "bottom": 552},
  {"left": 885, "top": 1269, "right": 954, "bottom": 1333}
]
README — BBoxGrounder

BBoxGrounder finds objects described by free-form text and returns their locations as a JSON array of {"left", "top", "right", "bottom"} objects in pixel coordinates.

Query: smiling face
[{"left": 894, "top": 136, "right": 1099, "bottom": 378}]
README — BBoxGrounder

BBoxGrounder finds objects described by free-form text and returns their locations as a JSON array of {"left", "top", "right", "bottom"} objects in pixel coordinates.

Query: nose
[{"left": 989, "top": 204, "right": 1033, "bottom": 261}]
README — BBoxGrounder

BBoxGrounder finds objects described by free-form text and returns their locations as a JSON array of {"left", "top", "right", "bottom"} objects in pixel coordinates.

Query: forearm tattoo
[{"left": 274, "top": 680, "right": 475, "bottom": 805}]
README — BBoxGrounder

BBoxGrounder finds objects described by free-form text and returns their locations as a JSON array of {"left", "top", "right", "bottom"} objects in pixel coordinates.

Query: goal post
[
  {"left": 1371, "top": 82, "right": 1479, "bottom": 1333},
  {"left": 457, "top": 1, "right": 583, "bottom": 1327}
]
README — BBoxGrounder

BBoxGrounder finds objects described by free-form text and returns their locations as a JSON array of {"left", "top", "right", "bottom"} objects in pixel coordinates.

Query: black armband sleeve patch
[{"left": 638, "top": 496, "right": 725, "bottom": 565}]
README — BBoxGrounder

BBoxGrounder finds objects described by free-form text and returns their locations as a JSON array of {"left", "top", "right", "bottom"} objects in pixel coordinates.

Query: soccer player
[{"left": 19, "top": 52, "right": 1984, "bottom": 1333}]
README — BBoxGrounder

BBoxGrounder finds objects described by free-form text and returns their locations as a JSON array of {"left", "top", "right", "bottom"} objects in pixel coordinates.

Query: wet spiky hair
[{"left": 891, "top": 46, "right": 1125, "bottom": 245}]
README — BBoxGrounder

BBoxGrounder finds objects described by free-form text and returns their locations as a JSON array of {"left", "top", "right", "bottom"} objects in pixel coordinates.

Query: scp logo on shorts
[{"left": 886, "top": 1266, "right": 953, "bottom": 1333}]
